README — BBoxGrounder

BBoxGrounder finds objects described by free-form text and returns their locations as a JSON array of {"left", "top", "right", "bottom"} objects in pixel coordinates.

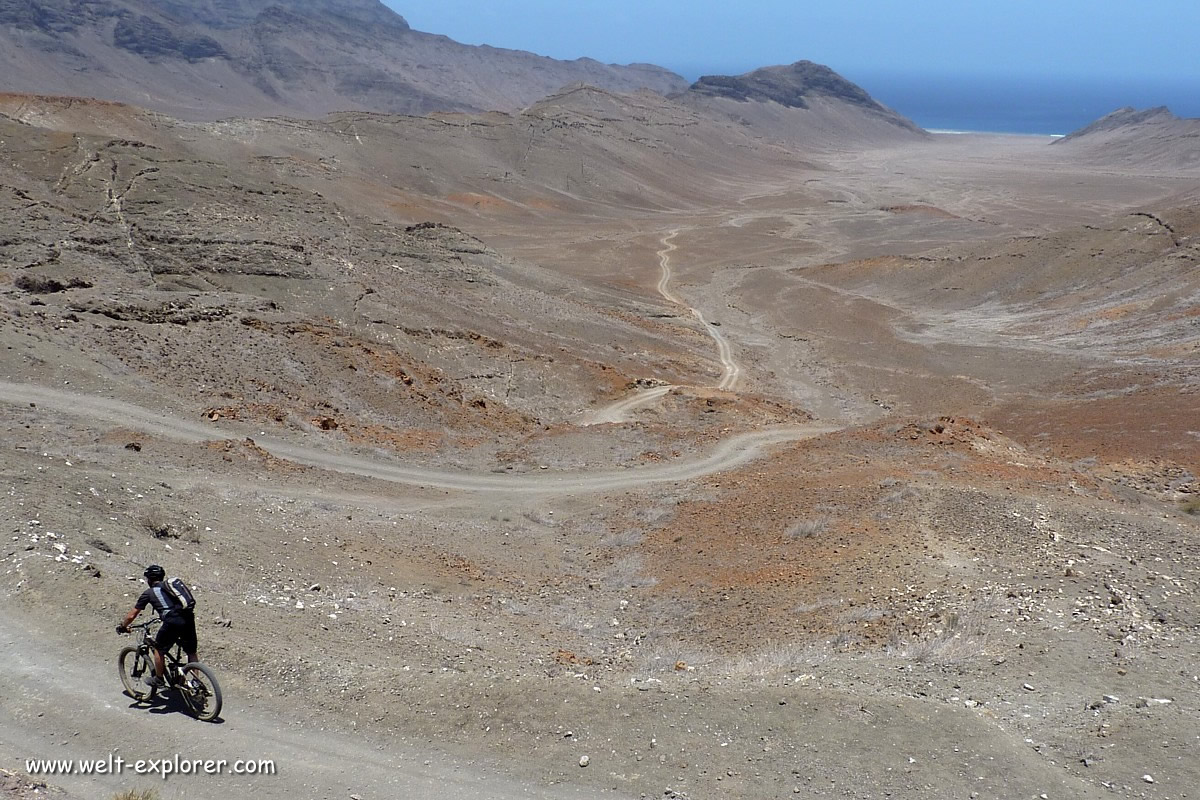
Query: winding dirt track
[
  {"left": 583, "top": 229, "right": 741, "bottom": 424},
  {"left": 0, "top": 227, "right": 818, "bottom": 799},
  {"left": 656, "top": 231, "right": 741, "bottom": 391},
  {"left": 0, "top": 381, "right": 834, "bottom": 495},
  {"left": 0, "top": 370, "right": 831, "bottom": 799}
]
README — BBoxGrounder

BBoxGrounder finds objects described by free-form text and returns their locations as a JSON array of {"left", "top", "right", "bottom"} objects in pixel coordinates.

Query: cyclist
[{"left": 116, "top": 565, "right": 198, "bottom": 689}]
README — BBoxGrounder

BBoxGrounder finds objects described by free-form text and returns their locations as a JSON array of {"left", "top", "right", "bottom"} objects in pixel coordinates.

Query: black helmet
[{"left": 143, "top": 564, "right": 166, "bottom": 582}]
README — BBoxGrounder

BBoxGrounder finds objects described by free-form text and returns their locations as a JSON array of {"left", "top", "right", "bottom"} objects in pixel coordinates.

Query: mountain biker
[{"left": 116, "top": 565, "right": 198, "bottom": 689}]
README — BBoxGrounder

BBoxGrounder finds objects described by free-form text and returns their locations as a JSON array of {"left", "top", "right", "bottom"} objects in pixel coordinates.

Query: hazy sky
[{"left": 388, "top": 0, "right": 1200, "bottom": 84}]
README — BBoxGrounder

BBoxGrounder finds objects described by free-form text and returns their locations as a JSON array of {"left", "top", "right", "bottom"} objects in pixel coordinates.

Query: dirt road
[
  {"left": 0, "top": 607, "right": 619, "bottom": 800},
  {"left": 0, "top": 381, "right": 835, "bottom": 495},
  {"left": 584, "top": 228, "right": 742, "bottom": 424}
]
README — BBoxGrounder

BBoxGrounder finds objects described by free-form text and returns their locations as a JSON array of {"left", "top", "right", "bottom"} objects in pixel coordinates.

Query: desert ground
[{"left": 1, "top": 94, "right": 1198, "bottom": 800}]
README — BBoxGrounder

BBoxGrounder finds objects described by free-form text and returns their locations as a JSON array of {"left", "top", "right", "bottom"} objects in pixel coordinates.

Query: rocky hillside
[
  {"left": 805, "top": 205, "right": 1200, "bottom": 361},
  {"left": 1057, "top": 106, "right": 1180, "bottom": 141},
  {"left": 688, "top": 60, "right": 885, "bottom": 112},
  {"left": 0, "top": 85, "right": 794, "bottom": 217},
  {"left": 678, "top": 60, "right": 926, "bottom": 147},
  {"left": 0, "top": 0, "right": 687, "bottom": 119},
  {"left": 0, "top": 107, "right": 720, "bottom": 464},
  {"left": 1054, "top": 106, "right": 1200, "bottom": 171}
]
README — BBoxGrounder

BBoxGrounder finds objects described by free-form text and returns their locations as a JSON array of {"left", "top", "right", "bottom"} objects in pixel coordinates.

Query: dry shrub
[
  {"left": 139, "top": 508, "right": 179, "bottom": 539},
  {"left": 633, "top": 641, "right": 714, "bottom": 678},
  {"left": 429, "top": 616, "right": 486, "bottom": 649},
  {"left": 601, "top": 529, "right": 644, "bottom": 548},
  {"left": 882, "top": 486, "right": 921, "bottom": 504},
  {"left": 723, "top": 640, "right": 831, "bottom": 682},
  {"left": 785, "top": 517, "right": 829, "bottom": 540},
  {"left": 137, "top": 508, "right": 198, "bottom": 542},
  {"left": 113, "top": 790, "right": 159, "bottom": 800},
  {"left": 888, "top": 606, "right": 990, "bottom": 664},
  {"left": 632, "top": 505, "right": 674, "bottom": 525},
  {"left": 521, "top": 509, "right": 558, "bottom": 527},
  {"left": 604, "top": 554, "right": 657, "bottom": 588},
  {"left": 793, "top": 597, "right": 843, "bottom": 614},
  {"left": 838, "top": 606, "right": 887, "bottom": 624}
]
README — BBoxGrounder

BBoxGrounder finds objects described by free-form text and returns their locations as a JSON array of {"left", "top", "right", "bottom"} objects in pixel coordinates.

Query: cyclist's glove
[{"left": 116, "top": 624, "right": 128, "bottom": 634}]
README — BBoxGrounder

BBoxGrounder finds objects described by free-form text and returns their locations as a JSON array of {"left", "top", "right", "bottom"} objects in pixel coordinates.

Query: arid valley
[{"left": 1, "top": 5, "right": 1199, "bottom": 799}]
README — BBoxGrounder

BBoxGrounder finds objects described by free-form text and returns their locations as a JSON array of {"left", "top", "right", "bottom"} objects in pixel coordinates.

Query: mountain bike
[{"left": 118, "top": 619, "right": 223, "bottom": 721}]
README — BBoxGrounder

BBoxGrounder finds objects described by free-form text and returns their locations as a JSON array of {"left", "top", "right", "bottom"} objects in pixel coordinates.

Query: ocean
[{"left": 842, "top": 72, "right": 1200, "bottom": 137}]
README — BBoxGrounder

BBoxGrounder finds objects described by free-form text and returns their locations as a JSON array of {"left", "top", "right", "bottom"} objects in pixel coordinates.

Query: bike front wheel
[
  {"left": 118, "top": 646, "right": 154, "bottom": 701},
  {"left": 179, "top": 662, "right": 223, "bottom": 721}
]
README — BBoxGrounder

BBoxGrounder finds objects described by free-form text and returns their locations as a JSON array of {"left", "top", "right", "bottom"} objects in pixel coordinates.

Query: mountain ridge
[{"left": 0, "top": 0, "right": 688, "bottom": 118}]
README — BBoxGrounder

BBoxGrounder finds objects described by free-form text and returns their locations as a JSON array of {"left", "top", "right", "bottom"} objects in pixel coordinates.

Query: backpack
[{"left": 163, "top": 576, "right": 196, "bottom": 611}]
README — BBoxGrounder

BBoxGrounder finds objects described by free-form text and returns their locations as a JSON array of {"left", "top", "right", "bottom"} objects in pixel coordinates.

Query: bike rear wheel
[
  {"left": 118, "top": 646, "right": 154, "bottom": 701},
  {"left": 179, "top": 662, "right": 222, "bottom": 721}
]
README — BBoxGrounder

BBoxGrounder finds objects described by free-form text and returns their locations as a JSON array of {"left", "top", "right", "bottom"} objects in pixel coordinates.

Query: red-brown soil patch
[{"left": 987, "top": 384, "right": 1200, "bottom": 464}]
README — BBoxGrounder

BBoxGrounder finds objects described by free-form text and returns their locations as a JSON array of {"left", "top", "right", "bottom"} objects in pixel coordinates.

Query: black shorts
[{"left": 154, "top": 612, "right": 198, "bottom": 655}]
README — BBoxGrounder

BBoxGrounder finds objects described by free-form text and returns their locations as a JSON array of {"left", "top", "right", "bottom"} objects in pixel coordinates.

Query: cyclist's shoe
[{"left": 145, "top": 674, "right": 165, "bottom": 689}]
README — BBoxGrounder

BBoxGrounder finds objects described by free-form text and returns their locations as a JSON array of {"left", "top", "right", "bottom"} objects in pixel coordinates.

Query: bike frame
[
  {"left": 127, "top": 619, "right": 188, "bottom": 685},
  {"left": 120, "top": 617, "right": 222, "bottom": 722}
]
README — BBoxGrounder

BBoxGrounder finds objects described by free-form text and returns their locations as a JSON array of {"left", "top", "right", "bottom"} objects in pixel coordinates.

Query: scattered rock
[{"left": 578, "top": 755, "right": 589, "bottom": 768}]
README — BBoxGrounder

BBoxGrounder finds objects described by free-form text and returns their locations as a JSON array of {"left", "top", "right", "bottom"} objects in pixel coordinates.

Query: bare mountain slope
[
  {"left": 678, "top": 60, "right": 927, "bottom": 148},
  {"left": 0, "top": 88, "right": 825, "bottom": 468},
  {"left": 1054, "top": 106, "right": 1200, "bottom": 171},
  {"left": 0, "top": 86, "right": 806, "bottom": 217},
  {"left": 806, "top": 204, "right": 1200, "bottom": 359},
  {"left": 0, "top": 0, "right": 687, "bottom": 119},
  {"left": 0, "top": 109, "right": 739, "bottom": 465}
]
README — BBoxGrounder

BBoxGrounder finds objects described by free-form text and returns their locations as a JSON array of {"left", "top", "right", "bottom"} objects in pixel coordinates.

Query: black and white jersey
[{"left": 135, "top": 582, "right": 189, "bottom": 621}]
